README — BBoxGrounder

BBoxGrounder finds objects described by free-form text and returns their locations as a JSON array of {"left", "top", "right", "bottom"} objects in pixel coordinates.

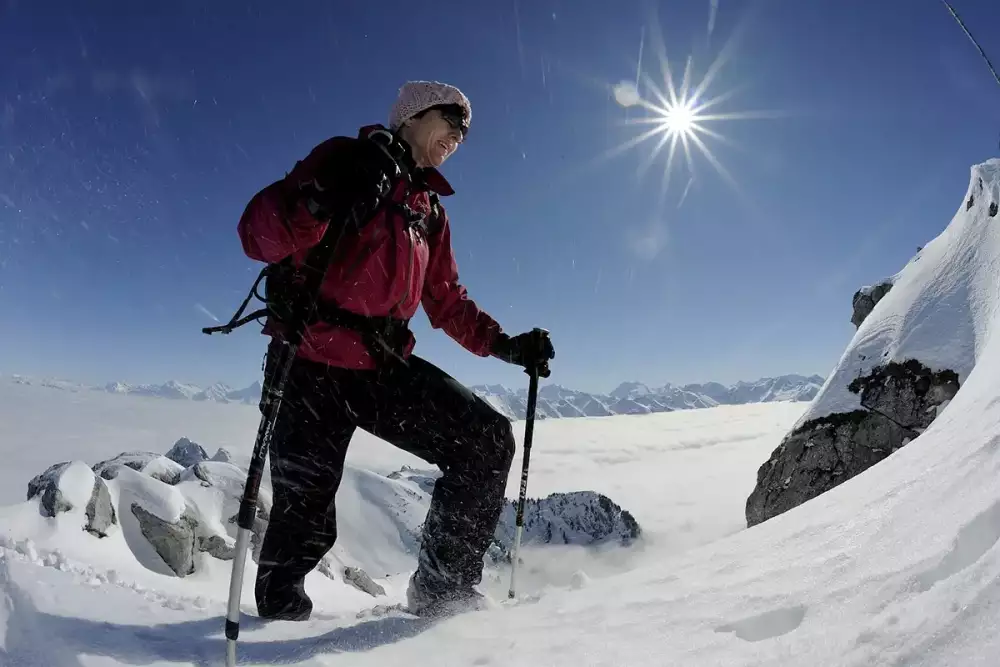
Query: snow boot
[
  {"left": 255, "top": 570, "right": 313, "bottom": 621},
  {"left": 405, "top": 570, "right": 492, "bottom": 618}
]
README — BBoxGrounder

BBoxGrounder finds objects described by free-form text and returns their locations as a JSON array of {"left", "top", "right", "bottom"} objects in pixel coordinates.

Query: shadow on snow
[{"left": 23, "top": 611, "right": 436, "bottom": 666}]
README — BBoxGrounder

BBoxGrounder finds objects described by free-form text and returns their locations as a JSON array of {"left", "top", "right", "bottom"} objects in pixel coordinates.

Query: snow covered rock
[
  {"left": 489, "top": 491, "right": 641, "bottom": 561},
  {"left": 386, "top": 465, "right": 439, "bottom": 494},
  {"left": 746, "top": 359, "right": 962, "bottom": 527},
  {"left": 851, "top": 279, "right": 893, "bottom": 328},
  {"left": 124, "top": 458, "right": 272, "bottom": 576},
  {"left": 342, "top": 566, "right": 386, "bottom": 597},
  {"left": 165, "top": 437, "right": 209, "bottom": 468},
  {"left": 210, "top": 447, "right": 233, "bottom": 463},
  {"left": 746, "top": 158, "right": 999, "bottom": 528},
  {"left": 92, "top": 452, "right": 183, "bottom": 485},
  {"left": 26, "top": 461, "right": 117, "bottom": 537}
]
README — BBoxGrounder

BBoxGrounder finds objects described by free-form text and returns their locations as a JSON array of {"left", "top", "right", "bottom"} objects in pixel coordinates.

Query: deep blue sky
[{"left": 1, "top": 0, "right": 998, "bottom": 394}]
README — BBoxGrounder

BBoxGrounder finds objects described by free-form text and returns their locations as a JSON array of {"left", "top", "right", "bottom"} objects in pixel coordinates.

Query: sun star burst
[{"left": 605, "top": 15, "right": 784, "bottom": 209}]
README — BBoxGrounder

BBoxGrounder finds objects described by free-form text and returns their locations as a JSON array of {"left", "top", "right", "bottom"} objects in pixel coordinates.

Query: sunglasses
[{"left": 439, "top": 109, "right": 469, "bottom": 141}]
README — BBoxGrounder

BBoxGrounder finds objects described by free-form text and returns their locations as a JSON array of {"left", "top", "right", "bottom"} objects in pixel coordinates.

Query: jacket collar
[{"left": 358, "top": 124, "right": 455, "bottom": 197}]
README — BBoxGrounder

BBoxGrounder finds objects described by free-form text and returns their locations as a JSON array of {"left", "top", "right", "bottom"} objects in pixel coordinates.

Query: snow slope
[{"left": 1, "top": 159, "right": 1000, "bottom": 666}]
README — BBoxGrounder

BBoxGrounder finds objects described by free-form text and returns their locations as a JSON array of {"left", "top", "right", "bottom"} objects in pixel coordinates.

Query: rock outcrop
[
  {"left": 851, "top": 280, "right": 893, "bottom": 328},
  {"left": 130, "top": 504, "right": 199, "bottom": 577},
  {"left": 26, "top": 461, "right": 117, "bottom": 538},
  {"left": 745, "top": 160, "right": 1000, "bottom": 529},
  {"left": 746, "top": 359, "right": 960, "bottom": 528},
  {"left": 165, "top": 437, "right": 210, "bottom": 468},
  {"left": 489, "top": 491, "right": 642, "bottom": 562}
]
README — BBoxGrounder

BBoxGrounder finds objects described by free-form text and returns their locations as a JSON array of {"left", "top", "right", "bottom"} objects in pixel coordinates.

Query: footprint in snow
[{"left": 715, "top": 604, "right": 807, "bottom": 642}]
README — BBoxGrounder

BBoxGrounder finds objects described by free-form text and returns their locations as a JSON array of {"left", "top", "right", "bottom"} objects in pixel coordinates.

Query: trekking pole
[
  {"left": 508, "top": 328, "right": 550, "bottom": 600},
  {"left": 223, "top": 335, "right": 300, "bottom": 667}
]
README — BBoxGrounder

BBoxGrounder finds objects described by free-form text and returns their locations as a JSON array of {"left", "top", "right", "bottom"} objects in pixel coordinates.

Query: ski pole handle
[{"left": 526, "top": 328, "right": 552, "bottom": 378}]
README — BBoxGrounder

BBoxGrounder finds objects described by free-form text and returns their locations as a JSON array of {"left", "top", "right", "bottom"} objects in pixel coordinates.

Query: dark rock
[
  {"left": 489, "top": 491, "right": 641, "bottom": 562},
  {"left": 165, "top": 438, "right": 209, "bottom": 468},
  {"left": 131, "top": 503, "right": 197, "bottom": 577},
  {"left": 27, "top": 462, "right": 74, "bottom": 516},
  {"left": 746, "top": 359, "right": 959, "bottom": 527},
  {"left": 847, "top": 359, "right": 960, "bottom": 430},
  {"left": 84, "top": 477, "right": 117, "bottom": 538},
  {"left": 27, "top": 461, "right": 117, "bottom": 537},
  {"left": 852, "top": 280, "right": 893, "bottom": 328}
]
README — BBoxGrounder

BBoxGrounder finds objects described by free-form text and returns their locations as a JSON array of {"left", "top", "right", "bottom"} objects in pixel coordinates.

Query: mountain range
[
  {"left": 4, "top": 373, "right": 824, "bottom": 420},
  {"left": 470, "top": 375, "right": 825, "bottom": 420}
]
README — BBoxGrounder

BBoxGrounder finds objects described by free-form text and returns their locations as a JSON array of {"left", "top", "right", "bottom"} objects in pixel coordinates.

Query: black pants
[{"left": 254, "top": 340, "right": 515, "bottom": 616}]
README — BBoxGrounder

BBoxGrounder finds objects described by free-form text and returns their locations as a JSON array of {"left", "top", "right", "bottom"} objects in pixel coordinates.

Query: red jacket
[{"left": 237, "top": 125, "right": 503, "bottom": 370}]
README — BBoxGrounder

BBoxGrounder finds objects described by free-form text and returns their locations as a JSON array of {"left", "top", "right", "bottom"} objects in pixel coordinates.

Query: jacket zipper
[{"left": 393, "top": 222, "right": 414, "bottom": 316}]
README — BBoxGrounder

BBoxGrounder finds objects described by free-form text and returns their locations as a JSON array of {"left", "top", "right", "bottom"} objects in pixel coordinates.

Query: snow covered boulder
[
  {"left": 489, "top": 491, "right": 641, "bottom": 562},
  {"left": 121, "top": 458, "right": 271, "bottom": 576},
  {"left": 165, "top": 437, "right": 209, "bottom": 468},
  {"left": 26, "top": 461, "right": 117, "bottom": 538},
  {"left": 92, "top": 451, "right": 184, "bottom": 485},
  {"left": 851, "top": 279, "right": 893, "bottom": 328},
  {"left": 746, "top": 159, "right": 999, "bottom": 528}
]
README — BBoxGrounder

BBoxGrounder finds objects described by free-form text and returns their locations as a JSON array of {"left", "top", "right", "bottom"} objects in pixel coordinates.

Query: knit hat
[{"left": 389, "top": 81, "right": 471, "bottom": 132}]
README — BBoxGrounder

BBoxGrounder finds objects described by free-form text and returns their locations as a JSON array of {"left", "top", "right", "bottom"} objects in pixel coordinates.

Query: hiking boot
[
  {"left": 405, "top": 570, "right": 491, "bottom": 618},
  {"left": 256, "top": 570, "right": 313, "bottom": 621}
]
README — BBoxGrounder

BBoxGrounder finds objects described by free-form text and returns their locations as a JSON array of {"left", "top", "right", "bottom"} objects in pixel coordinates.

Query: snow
[{"left": 0, "top": 159, "right": 999, "bottom": 665}]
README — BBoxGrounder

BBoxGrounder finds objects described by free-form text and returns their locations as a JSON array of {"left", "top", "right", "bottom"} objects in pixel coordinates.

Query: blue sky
[{"left": 1, "top": 0, "right": 998, "bottom": 395}]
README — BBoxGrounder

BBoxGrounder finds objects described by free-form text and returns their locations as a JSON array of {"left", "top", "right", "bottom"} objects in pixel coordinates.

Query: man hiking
[{"left": 236, "top": 80, "right": 555, "bottom": 621}]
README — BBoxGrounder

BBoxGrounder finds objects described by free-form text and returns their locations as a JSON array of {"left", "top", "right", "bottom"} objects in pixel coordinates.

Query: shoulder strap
[
  {"left": 421, "top": 192, "right": 444, "bottom": 238},
  {"left": 291, "top": 131, "right": 407, "bottom": 320}
]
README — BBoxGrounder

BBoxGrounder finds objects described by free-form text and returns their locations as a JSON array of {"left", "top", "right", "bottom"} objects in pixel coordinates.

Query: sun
[
  {"left": 662, "top": 99, "right": 698, "bottom": 138},
  {"left": 602, "top": 15, "right": 784, "bottom": 207}
]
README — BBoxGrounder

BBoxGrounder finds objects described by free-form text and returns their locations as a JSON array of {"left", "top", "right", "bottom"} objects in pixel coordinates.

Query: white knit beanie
[{"left": 388, "top": 81, "right": 471, "bottom": 132}]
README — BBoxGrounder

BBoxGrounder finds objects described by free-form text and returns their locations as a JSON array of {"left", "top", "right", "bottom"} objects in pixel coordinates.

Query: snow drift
[{"left": 747, "top": 159, "right": 1000, "bottom": 527}]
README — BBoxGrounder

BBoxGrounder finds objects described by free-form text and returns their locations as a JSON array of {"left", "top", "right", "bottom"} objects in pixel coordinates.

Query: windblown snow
[{"left": 1, "top": 159, "right": 999, "bottom": 665}]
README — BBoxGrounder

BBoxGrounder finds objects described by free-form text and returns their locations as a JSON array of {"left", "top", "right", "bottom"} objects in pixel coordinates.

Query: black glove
[
  {"left": 492, "top": 329, "right": 555, "bottom": 377},
  {"left": 303, "top": 136, "right": 397, "bottom": 225}
]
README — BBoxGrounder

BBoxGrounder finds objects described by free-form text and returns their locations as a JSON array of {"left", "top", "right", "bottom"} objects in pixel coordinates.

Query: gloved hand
[
  {"left": 303, "top": 139, "right": 394, "bottom": 225},
  {"left": 491, "top": 329, "right": 555, "bottom": 377}
]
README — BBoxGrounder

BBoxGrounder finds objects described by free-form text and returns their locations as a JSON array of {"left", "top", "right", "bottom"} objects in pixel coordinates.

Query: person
[{"left": 235, "top": 80, "right": 555, "bottom": 621}]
